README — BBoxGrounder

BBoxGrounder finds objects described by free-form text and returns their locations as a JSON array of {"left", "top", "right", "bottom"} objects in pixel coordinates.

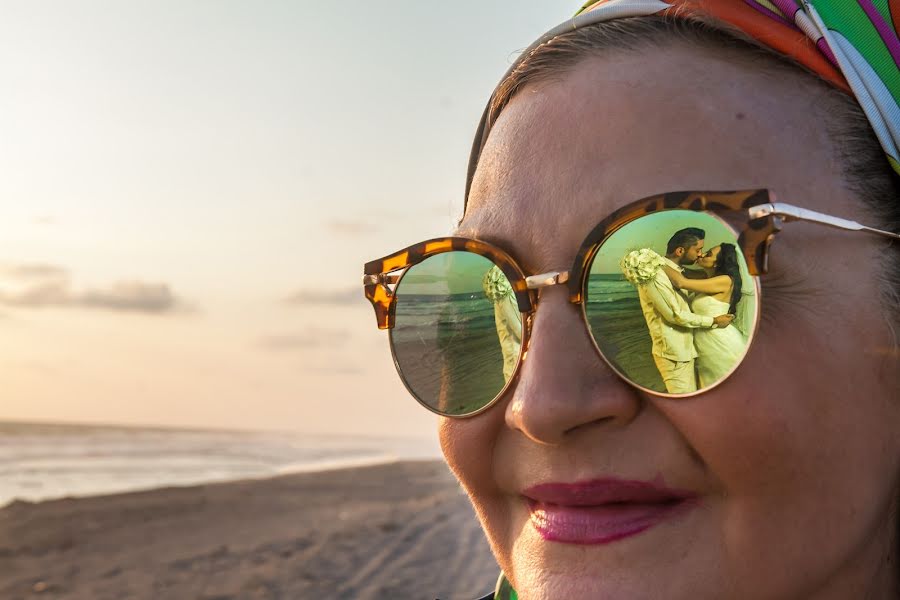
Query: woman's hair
[
  {"left": 488, "top": 15, "right": 900, "bottom": 334},
  {"left": 713, "top": 243, "right": 742, "bottom": 313}
]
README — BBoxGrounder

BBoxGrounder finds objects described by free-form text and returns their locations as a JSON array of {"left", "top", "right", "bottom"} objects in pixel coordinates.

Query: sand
[{"left": 0, "top": 460, "right": 499, "bottom": 600}]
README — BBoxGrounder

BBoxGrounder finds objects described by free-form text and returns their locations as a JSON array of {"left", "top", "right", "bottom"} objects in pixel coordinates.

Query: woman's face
[
  {"left": 441, "top": 44, "right": 900, "bottom": 599},
  {"left": 697, "top": 244, "right": 721, "bottom": 270}
]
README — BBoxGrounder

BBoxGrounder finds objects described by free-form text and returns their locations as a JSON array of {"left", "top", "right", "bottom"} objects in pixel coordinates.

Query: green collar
[{"left": 493, "top": 572, "right": 518, "bottom": 600}]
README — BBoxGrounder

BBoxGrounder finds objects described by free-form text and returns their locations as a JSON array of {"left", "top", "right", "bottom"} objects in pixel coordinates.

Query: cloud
[
  {"left": 0, "top": 263, "right": 69, "bottom": 280},
  {"left": 300, "top": 364, "right": 363, "bottom": 376},
  {"left": 257, "top": 328, "right": 350, "bottom": 352},
  {"left": 0, "top": 262, "right": 183, "bottom": 314},
  {"left": 79, "top": 282, "right": 178, "bottom": 313},
  {"left": 14, "top": 360, "right": 61, "bottom": 374},
  {"left": 0, "top": 281, "right": 70, "bottom": 307},
  {"left": 283, "top": 287, "right": 358, "bottom": 306},
  {"left": 326, "top": 218, "right": 377, "bottom": 236}
]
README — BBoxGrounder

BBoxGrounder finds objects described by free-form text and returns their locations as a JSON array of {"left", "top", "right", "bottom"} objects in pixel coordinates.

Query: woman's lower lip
[{"left": 527, "top": 499, "right": 695, "bottom": 545}]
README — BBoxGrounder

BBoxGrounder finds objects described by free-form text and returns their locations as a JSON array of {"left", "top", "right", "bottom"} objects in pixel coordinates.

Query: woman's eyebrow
[
  {"left": 451, "top": 227, "right": 544, "bottom": 275},
  {"left": 452, "top": 223, "right": 507, "bottom": 251}
]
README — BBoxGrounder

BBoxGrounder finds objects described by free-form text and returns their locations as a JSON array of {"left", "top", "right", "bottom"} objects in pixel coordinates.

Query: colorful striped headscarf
[{"left": 465, "top": 0, "right": 900, "bottom": 206}]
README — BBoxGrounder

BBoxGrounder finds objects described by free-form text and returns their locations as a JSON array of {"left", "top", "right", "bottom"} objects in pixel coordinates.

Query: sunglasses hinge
[{"left": 362, "top": 273, "right": 401, "bottom": 287}]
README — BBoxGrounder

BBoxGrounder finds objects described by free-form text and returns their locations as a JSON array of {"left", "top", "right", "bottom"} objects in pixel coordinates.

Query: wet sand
[{"left": 0, "top": 460, "right": 498, "bottom": 600}]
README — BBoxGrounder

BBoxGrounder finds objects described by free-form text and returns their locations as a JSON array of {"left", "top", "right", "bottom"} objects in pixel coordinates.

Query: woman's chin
[
  {"left": 508, "top": 565, "right": 689, "bottom": 600},
  {"left": 503, "top": 506, "right": 715, "bottom": 599},
  {"left": 507, "top": 555, "right": 708, "bottom": 600}
]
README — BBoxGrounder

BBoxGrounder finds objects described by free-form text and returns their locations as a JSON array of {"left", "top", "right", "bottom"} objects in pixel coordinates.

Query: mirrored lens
[
  {"left": 390, "top": 251, "right": 523, "bottom": 416},
  {"left": 584, "top": 210, "right": 758, "bottom": 395}
]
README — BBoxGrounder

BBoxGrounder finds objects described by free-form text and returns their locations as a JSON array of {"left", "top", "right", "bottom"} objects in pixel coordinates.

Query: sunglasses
[{"left": 363, "top": 190, "right": 899, "bottom": 417}]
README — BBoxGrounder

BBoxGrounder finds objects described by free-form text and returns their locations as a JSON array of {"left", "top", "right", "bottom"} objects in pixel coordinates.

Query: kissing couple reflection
[{"left": 621, "top": 228, "right": 750, "bottom": 394}]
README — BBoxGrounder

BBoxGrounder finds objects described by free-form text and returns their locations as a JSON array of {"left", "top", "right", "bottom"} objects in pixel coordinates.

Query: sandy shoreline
[{"left": 0, "top": 460, "right": 498, "bottom": 600}]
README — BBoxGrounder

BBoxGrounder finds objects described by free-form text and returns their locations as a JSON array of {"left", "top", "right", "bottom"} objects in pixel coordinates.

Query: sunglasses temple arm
[{"left": 749, "top": 203, "right": 900, "bottom": 240}]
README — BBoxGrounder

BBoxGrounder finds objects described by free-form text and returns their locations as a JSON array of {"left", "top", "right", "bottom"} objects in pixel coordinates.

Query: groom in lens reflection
[{"left": 638, "top": 228, "right": 733, "bottom": 393}]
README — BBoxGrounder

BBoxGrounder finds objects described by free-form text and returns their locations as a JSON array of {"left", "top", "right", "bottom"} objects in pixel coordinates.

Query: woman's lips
[{"left": 523, "top": 478, "right": 697, "bottom": 545}]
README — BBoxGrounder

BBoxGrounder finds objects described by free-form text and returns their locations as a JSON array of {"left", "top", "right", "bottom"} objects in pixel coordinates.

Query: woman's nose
[{"left": 505, "top": 286, "right": 643, "bottom": 445}]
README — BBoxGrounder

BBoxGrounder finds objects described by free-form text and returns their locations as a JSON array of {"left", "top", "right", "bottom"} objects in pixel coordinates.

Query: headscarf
[{"left": 465, "top": 0, "right": 900, "bottom": 206}]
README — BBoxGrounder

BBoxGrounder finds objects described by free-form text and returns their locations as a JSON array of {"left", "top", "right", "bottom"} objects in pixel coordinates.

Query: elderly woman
[{"left": 364, "top": 1, "right": 900, "bottom": 598}]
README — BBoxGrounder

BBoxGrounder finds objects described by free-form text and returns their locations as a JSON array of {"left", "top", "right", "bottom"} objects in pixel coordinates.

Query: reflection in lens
[
  {"left": 390, "top": 252, "right": 522, "bottom": 416},
  {"left": 584, "top": 210, "right": 757, "bottom": 394}
]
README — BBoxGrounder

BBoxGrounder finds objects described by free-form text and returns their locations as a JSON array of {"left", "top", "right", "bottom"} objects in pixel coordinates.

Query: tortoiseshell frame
[
  {"left": 364, "top": 189, "right": 779, "bottom": 329},
  {"left": 363, "top": 189, "right": 779, "bottom": 413},
  {"left": 363, "top": 238, "right": 535, "bottom": 331},
  {"left": 568, "top": 189, "right": 778, "bottom": 303}
]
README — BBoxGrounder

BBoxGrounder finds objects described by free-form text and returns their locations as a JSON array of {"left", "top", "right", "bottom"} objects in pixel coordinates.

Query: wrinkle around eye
[{"left": 757, "top": 250, "right": 829, "bottom": 331}]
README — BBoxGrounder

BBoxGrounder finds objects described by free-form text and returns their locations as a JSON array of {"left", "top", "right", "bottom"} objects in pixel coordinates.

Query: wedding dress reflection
[
  {"left": 483, "top": 266, "right": 523, "bottom": 382},
  {"left": 665, "top": 242, "right": 753, "bottom": 387},
  {"left": 691, "top": 293, "right": 749, "bottom": 387}
]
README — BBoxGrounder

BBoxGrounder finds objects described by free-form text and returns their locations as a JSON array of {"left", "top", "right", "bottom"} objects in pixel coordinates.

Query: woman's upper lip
[{"left": 522, "top": 478, "right": 695, "bottom": 506}]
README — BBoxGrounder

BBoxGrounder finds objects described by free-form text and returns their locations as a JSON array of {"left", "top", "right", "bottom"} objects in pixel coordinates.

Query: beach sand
[{"left": 0, "top": 460, "right": 498, "bottom": 600}]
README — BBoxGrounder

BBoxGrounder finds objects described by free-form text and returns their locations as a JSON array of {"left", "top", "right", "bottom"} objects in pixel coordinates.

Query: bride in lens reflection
[{"left": 664, "top": 243, "right": 748, "bottom": 387}]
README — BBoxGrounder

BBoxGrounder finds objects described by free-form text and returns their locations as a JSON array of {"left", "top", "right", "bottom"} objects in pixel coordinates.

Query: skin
[
  {"left": 697, "top": 245, "right": 720, "bottom": 271},
  {"left": 669, "top": 239, "right": 704, "bottom": 266},
  {"left": 667, "top": 241, "right": 735, "bottom": 325},
  {"left": 666, "top": 245, "right": 734, "bottom": 302},
  {"left": 441, "top": 44, "right": 900, "bottom": 599}
]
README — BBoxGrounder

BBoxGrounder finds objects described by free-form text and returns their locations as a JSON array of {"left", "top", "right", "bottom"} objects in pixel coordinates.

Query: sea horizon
[{"left": 0, "top": 419, "right": 441, "bottom": 508}]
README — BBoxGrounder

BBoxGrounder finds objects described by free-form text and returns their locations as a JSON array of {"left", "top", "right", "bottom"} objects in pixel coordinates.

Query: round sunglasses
[{"left": 363, "top": 189, "right": 899, "bottom": 417}]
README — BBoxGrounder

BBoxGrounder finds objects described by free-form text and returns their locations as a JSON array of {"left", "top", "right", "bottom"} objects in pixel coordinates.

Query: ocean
[
  {"left": 0, "top": 277, "right": 663, "bottom": 508},
  {"left": 391, "top": 272, "right": 666, "bottom": 413},
  {"left": 0, "top": 421, "right": 440, "bottom": 508}
]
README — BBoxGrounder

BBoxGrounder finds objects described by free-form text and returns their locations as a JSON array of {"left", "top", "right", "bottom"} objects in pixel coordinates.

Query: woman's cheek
[
  {"left": 439, "top": 414, "right": 520, "bottom": 566},
  {"left": 439, "top": 415, "right": 501, "bottom": 497},
  {"left": 657, "top": 308, "right": 898, "bottom": 573}
]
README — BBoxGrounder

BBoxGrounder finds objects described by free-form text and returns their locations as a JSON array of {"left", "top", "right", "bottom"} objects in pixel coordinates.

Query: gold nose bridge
[
  {"left": 525, "top": 270, "right": 570, "bottom": 290},
  {"left": 520, "top": 270, "right": 571, "bottom": 362}
]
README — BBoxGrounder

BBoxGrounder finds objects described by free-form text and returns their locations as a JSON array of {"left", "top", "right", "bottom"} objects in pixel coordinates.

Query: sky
[
  {"left": 0, "top": 1, "right": 577, "bottom": 437},
  {"left": 590, "top": 211, "right": 752, "bottom": 274}
]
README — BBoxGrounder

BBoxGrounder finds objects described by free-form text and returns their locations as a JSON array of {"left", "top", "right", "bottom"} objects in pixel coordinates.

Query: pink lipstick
[{"left": 523, "top": 478, "right": 697, "bottom": 545}]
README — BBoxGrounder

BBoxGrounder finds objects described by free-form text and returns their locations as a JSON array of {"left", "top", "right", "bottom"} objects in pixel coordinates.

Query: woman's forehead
[{"left": 457, "top": 47, "right": 845, "bottom": 271}]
